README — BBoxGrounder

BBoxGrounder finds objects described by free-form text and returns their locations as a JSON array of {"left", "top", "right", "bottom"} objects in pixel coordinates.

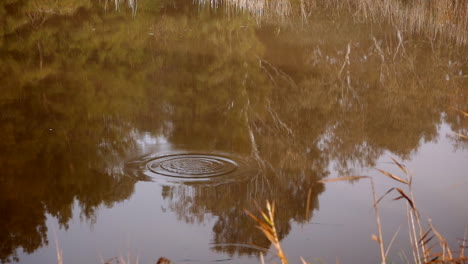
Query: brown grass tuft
[{"left": 246, "top": 201, "right": 289, "bottom": 264}]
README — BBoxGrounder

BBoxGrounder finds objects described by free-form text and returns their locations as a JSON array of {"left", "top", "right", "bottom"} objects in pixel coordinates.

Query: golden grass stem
[
  {"left": 369, "top": 177, "right": 387, "bottom": 264},
  {"left": 385, "top": 225, "right": 401, "bottom": 257}
]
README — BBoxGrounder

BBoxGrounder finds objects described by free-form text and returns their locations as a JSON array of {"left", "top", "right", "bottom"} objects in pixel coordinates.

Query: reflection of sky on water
[{"left": 134, "top": 131, "right": 170, "bottom": 153}]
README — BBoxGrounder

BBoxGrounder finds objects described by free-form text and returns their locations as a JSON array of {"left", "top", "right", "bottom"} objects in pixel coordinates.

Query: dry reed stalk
[
  {"left": 374, "top": 161, "right": 431, "bottom": 263},
  {"left": 370, "top": 176, "right": 387, "bottom": 264},
  {"left": 320, "top": 175, "right": 387, "bottom": 264}
]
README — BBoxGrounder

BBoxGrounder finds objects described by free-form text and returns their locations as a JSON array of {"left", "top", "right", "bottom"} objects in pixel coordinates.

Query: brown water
[{"left": 1, "top": 1, "right": 467, "bottom": 263}]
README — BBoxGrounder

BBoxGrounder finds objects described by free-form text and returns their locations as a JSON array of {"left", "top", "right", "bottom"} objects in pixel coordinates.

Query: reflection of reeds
[
  {"left": 103, "top": 0, "right": 138, "bottom": 16},
  {"left": 348, "top": 0, "right": 468, "bottom": 45},
  {"left": 197, "top": 0, "right": 467, "bottom": 45},
  {"left": 53, "top": 229, "right": 63, "bottom": 264},
  {"left": 340, "top": 0, "right": 467, "bottom": 45},
  {"left": 197, "top": 0, "right": 291, "bottom": 21},
  {"left": 316, "top": 0, "right": 468, "bottom": 45}
]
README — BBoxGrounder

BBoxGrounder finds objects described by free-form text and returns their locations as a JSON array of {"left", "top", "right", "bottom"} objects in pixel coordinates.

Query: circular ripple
[{"left": 147, "top": 154, "right": 238, "bottom": 178}]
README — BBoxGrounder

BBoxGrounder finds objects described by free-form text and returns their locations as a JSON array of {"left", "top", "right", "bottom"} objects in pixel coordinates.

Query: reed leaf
[
  {"left": 390, "top": 157, "right": 408, "bottom": 174},
  {"left": 429, "top": 221, "right": 454, "bottom": 260},
  {"left": 455, "top": 132, "right": 468, "bottom": 139},
  {"left": 372, "top": 234, "right": 381, "bottom": 243},
  {"left": 419, "top": 228, "right": 432, "bottom": 245},
  {"left": 376, "top": 187, "right": 396, "bottom": 205},
  {"left": 376, "top": 169, "right": 409, "bottom": 184},
  {"left": 319, "top": 176, "right": 369, "bottom": 183},
  {"left": 394, "top": 188, "right": 415, "bottom": 210}
]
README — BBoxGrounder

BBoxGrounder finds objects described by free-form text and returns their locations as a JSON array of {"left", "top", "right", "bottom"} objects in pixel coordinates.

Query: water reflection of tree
[
  {"left": 144, "top": 3, "right": 328, "bottom": 256},
  {"left": 0, "top": 1, "right": 162, "bottom": 262},
  {"left": 258, "top": 15, "right": 467, "bottom": 172},
  {"left": 1, "top": 0, "right": 466, "bottom": 262}
]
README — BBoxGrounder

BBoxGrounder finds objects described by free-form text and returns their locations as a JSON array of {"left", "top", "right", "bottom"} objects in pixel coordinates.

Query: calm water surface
[{"left": 1, "top": 1, "right": 467, "bottom": 263}]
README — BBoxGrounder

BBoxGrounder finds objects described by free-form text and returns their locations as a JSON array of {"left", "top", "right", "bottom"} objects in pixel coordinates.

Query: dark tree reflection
[{"left": 0, "top": 0, "right": 160, "bottom": 261}]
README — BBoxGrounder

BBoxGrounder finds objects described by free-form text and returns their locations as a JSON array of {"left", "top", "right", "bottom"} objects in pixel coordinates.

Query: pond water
[{"left": 1, "top": 1, "right": 467, "bottom": 263}]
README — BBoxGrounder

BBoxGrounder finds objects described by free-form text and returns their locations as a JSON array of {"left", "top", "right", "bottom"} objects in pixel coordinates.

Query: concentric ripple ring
[{"left": 146, "top": 154, "right": 238, "bottom": 178}]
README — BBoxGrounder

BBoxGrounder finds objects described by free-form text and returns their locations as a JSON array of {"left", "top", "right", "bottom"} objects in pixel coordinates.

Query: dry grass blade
[
  {"left": 372, "top": 234, "right": 382, "bottom": 243},
  {"left": 385, "top": 225, "right": 401, "bottom": 257},
  {"left": 376, "top": 168, "right": 409, "bottom": 184},
  {"left": 419, "top": 228, "right": 432, "bottom": 245},
  {"left": 376, "top": 187, "right": 396, "bottom": 205},
  {"left": 424, "top": 244, "right": 437, "bottom": 257},
  {"left": 394, "top": 188, "right": 415, "bottom": 210},
  {"left": 422, "top": 235, "right": 435, "bottom": 250},
  {"left": 429, "top": 221, "right": 454, "bottom": 260},
  {"left": 390, "top": 157, "right": 408, "bottom": 174},
  {"left": 319, "top": 176, "right": 368, "bottom": 183},
  {"left": 454, "top": 132, "right": 468, "bottom": 139},
  {"left": 246, "top": 201, "right": 289, "bottom": 264},
  {"left": 419, "top": 227, "right": 435, "bottom": 256},
  {"left": 425, "top": 257, "right": 468, "bottom": 263}
]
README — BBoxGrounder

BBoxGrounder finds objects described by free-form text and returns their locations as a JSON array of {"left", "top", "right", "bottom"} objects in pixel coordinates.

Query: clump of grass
[
  {"left": 249, "top": 158, "right": 468, "bottom": 264},
  {"left": 246, "top": 201, "right": 289, "bottom": 264},
  {"left": 156, "top": 257, "right": 172, "bottom": 264},
  {"left": 324, "top": 158, "right": 468, "bottom": 263}
]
